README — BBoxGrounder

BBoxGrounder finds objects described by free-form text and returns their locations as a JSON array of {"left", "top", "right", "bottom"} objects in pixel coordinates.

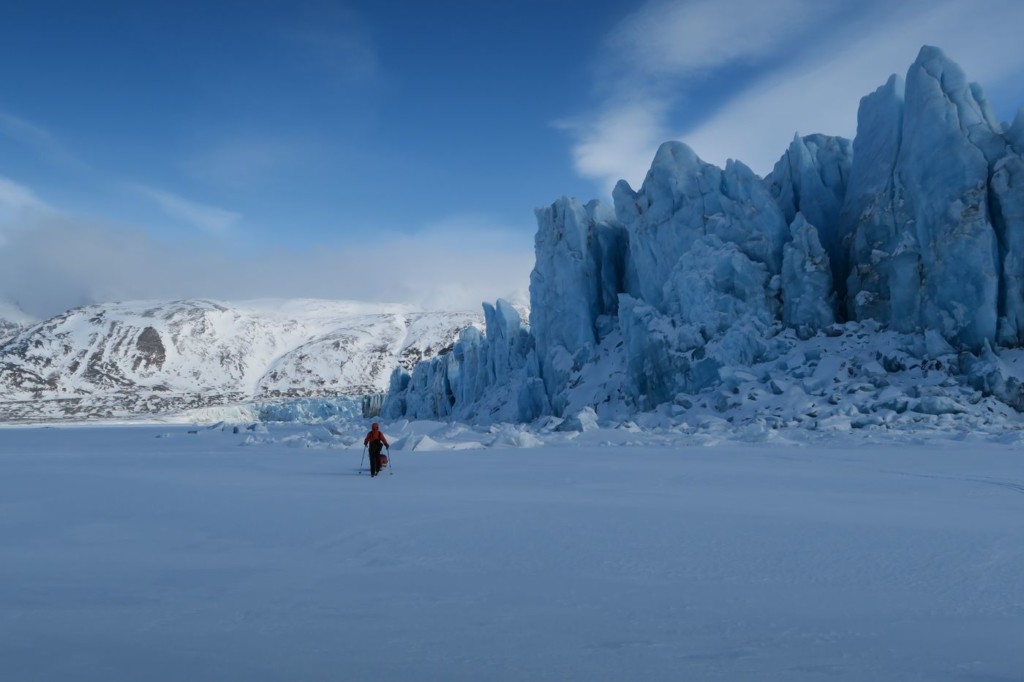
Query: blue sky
[{"left": 2, "top": 0, "right": 1024, "bottom": 318}]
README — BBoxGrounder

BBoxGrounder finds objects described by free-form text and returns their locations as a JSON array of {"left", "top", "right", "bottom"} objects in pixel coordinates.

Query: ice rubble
[{"left": 382, "top": 47, "right": 1024, "bottom": 433}]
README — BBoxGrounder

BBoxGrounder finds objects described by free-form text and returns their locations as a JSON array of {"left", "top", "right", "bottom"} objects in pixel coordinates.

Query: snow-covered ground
[{"left": 1, "top": 423, "right": 1022, "bottom": 681}]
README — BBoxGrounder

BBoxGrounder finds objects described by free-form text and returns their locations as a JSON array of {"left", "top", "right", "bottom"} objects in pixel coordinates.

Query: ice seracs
[
  {"left": 841, "top": 74, "right": 906, "bottom": 326},
  {"left": 766, "top": 133, "right": 852, "bottom": 301},
  {"left": 781, "top": 213, "right": 836, "bottom": 335},
  {"left": 843, "top": 47, "right": 1021, "bottom": 348},
  {"left": 530, "top": 197, "right": 623, "bottom": 414},
  {"left": 384, "top": 298, "right": 534, "bottom": 423},
  {"left": 614, "top": 141, "right": 789, "bottom": 309},
  {"left": 891, "top": 45, "right": 1000, "bottom": 347},
  {"left": 992, "top": 108, "right": 1024, "bottom": 345},
  {"left": 383, "top": 46, "right": 1024, "bottom": 429}
]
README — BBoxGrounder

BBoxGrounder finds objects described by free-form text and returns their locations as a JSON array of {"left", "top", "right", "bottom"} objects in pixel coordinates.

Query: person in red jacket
[{"left": 363, "top": 422, "right": 389, "bottom": 477}]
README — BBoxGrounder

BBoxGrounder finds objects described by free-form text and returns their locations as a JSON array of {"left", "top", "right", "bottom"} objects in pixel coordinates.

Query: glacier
[{"left": 383, "top": 46, "right": 1024, "bottom": 429}]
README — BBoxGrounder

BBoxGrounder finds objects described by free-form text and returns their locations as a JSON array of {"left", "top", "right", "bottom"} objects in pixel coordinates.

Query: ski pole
[
  {"left": 359, "top": 445, "right": 366, "bottom": 474},
  {"left": 387, "top": 447, "right": 394, "bottom": 475}
]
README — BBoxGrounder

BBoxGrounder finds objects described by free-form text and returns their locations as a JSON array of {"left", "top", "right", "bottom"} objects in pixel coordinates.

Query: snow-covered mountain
[
  {"left": 0, "top": 299, "right": 481, "bottom": 422},
  {"left": 383, "top": 47, "right": 1024, "bottom": 433},
  {"left": 0, "top": 300, "right": 35, "bottom": 346},
  {"left": 0, "top": 319, "right": 22, "bottom": 347}
]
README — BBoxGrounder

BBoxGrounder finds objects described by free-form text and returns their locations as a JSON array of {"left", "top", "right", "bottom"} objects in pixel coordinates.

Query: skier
[{"left": 363, "top": 422, "right": 390, "bottom": 477}]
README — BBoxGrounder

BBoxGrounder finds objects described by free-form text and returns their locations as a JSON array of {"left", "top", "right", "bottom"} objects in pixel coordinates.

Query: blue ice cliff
[{"left": 383, "top": 47, "right": 1024, "bottom": 425}]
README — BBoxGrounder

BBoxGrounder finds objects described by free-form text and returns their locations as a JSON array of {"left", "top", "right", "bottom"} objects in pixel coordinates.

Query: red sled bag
[{"left": 380, "top": 453, "right": 389, "bottom": 468}]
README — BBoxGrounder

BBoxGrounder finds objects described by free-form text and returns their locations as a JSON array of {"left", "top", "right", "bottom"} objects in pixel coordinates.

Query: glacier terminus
[{"left": 384, "top": 47, "right": 1024, "bottom": 433}]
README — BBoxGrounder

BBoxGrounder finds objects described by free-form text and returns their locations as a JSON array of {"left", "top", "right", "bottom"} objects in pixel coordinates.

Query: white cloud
[
  {"left": 132, "top": 184, "right": 241, "bottom": 235},
  {"left": 569, "top": 0, "right": 841, "bottom": 191},
  {"left": 347, "top": 213, "right": 536, "bottom": 311},
  {"left": 568, "top": 0, "right": 1024, "bottom": 189},
  {"left": 0, "top": 122, "right": 530, "bottom": 316},
  {"left": 183, "top": 134, "right": 310, "bottom": 188},
  {"left": 284, "top": 4, "right": 381, "bottom": 83},
  {"left": 0, "top": 211, "right": 534, "bottom": 319},
  {"left": 1, "top": 113, "right": 243, "bottom": 236},
  {"left": 680, "top": 0, "right": 1024, "bottom": 173},
  {"left": 606, "top": 0, "right": 828, "bottom": 80},
  {"left": 0, "top": 176, "right": 51, "bottom": 214},
  {"left": 0, "top": 112, "right": 91, "bottom": 173},
  {"left": 558, "top": 100, "right": 671, "bottom": 197},
  {"left": 0, "top": 176, "right": 59, "bottom": 244}
]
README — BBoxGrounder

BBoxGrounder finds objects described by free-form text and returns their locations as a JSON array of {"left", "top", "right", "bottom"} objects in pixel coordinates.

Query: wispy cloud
[
  {"left": 0, "top": 176, "right": 52, "bottom": 215},
  {"left": 351, "top": 212, "right": 535, "bottom": 310},
  {"left": 680, "top": 0, "right": 1024, "bottom": 173},
  {"left": 566, "top": 0, "right": 1024, "bottom": 190},
  {"left": 283, "top": 4, "right": 380, "bottom": 83},
  {"left": 604, "top": 0, "right": 829, "bottom": 83},
  {"left": 0, "top": 112, "right": 92, "bottom": 173},
  {"left": 0, "top": 112, "right": 243, "bottom": 235},
  {"left": 0, "top": 211, "right": 533, "bottom": 318},
  {"left": 0, "top": 176, "right": 59, "bottom": 244},
  {"left": 183, "top": 134, "right": 310, "bottom": 188},
  {"left": 557, "top": 101, "right": 670, "bottom": 203},
  {"left": 0, "top": 153, "right": 503, "bottom": 319},
  {"left": 566, "top": 0, "right": 839, "bottom": 192},
  {"left": 132, "top": 184, "right": 241, "bottom": 235}
]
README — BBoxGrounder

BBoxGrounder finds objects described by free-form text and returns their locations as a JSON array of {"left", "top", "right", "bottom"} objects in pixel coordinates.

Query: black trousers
[{"left": 369, "top": 443, "right": 383, "bottom": 475}]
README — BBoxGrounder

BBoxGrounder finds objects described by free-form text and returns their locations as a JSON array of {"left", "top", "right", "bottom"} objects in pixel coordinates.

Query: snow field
[{"left": 1, "top": 426, "right": 1022, "bottom": 681}]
